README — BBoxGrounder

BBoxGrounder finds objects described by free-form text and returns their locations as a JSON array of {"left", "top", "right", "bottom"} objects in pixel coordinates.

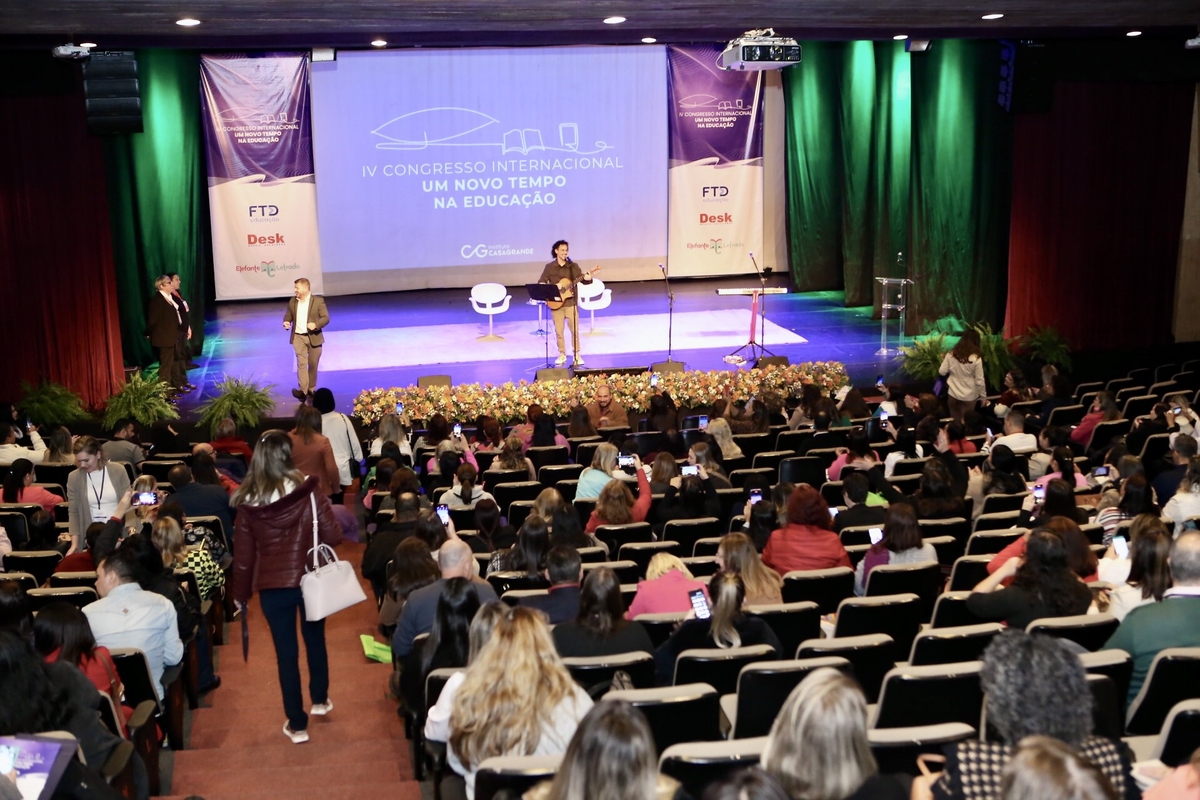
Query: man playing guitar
[{"left": 537, "top": 239, "right": 600, "bottom": 367}]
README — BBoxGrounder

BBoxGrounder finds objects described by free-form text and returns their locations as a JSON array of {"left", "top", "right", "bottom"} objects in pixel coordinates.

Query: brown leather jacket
[{"left": 233, "top": 475, "right": 343, "bottom": 602}]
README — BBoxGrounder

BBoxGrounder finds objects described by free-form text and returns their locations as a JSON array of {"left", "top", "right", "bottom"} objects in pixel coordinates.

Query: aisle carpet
[
  {"left": 318, "top": 309, "right": 807, "bottom": 370},
  {"left": 167, "top": 543, "right": 419, "bottom": 800}
]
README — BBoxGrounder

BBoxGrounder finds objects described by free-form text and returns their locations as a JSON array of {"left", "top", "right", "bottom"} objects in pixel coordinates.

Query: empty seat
[
  {"left": 673, "top": 644, "right": 777, "bottom": 695},
  {"left": 752, "top": 450, "right": 794, "bottom": 473},
  {"left": 948, "top": 555, "right": 994, "bottom": 591},
  {"left": 796, "top": 634, "right": 894, "bottom": 704},
  {"left": 606, "top": 683, "right": 721, "bottom": 755},
  {"left": 493, "top": 481, "right": 544, "bottom": 512},
  {"left": 930, "top": 591, "right": 985, "bottom": 629},
  {"left": 1126, "top": 647, "right": 1200, "bottom": 736},
  {"left": 2, "top": 550, "right": 62, "bottom": 586},
  {"left": 47, "top": 571, "right": 98, "bottom": 589},
  {"left": 474, "top": 754, "right": 561, "bottom": 800},
  {"left": 692, "top": 537, "right": 723, "bottom": 557},
  {"left": 747, "top": 602, "right": 821, "bottom": 662},
  {"left": 593, "top": 522, "right": 652, "bottom": 552},
  {"left": 720, "top": 656, "right": 851, "bottom": 739},
  {"left": 617, "top": 541, "right": 682, "bottom": 575},
  {"left": 1125, "top": 698, "right": 1200, "bottom": 767},
  {"left": 27, "top": 586, "right": 97, "bottom": 610},
  {"left": 731, "top": 433, "right": 773, "bottom": 461},
  {"left": 834, "top": 593, "right": 924, "bottom": 661},
  {"left": 661, "top": 517, "right": 721, "bottom": 554},
  {"left": 1026, "top": 614, "right": 1119, "bottom": 653},
  {"left": 865, "top": 560, "right": 943, "bottom": 621},
  {"left": 871, "top": 661, "right": 984, "bottom": 730},
  {"left": 778, "top": 456, "right": 826, "bottom": 488},
  {"left": 562, "top": 651, "right": 655, "bottom": 692},
  {"left": 539, "top": 463, "right": 583, "bottom": 489},
  {"left": 869, "top": 723, "right": 977, "bottom": 776},
  {"left": 1079, "top": 650, "right": 1134, "bottom": 708},
  {"left": 781, "top": 567, "right": 855, "bottom": 614},
  {"left": 659, "top": 737, "right": 768, "bottom": 798},
  {"left": 907, "top": 623, "right": 1003, "bottom": 667},
  {"left": 483, "top": 469, "right": 531, "bottom": 492}
]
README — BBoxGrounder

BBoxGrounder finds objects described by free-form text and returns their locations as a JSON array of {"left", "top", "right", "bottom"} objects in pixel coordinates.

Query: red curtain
[
  {"left": 0, "top": 89, "right": 125, "bottom": 408},
  {"left": 1004, "top": 81, "right": 1194, "bottom": 351}
]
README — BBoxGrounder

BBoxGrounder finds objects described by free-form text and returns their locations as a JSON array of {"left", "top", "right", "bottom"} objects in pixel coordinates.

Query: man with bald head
[
  {"left": 391, "top": 537, "right": 498, "bottom": 657},
  {"left": 1105, "top": 531, "right": 1200, "bottom": 705},
  {"left": 586, "top": 384, "right": 629, "bottom": 430}
]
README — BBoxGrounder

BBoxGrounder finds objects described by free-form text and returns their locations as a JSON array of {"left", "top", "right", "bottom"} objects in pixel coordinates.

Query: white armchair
[
  {"left": 577, "top": 278, "right": 612, "bottom": 334},
  {"left": 470, "top": 283, "right": 511, "bottom": 341}
]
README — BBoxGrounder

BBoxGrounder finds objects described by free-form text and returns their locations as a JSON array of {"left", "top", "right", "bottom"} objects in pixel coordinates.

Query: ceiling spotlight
[
  {"left": 79, "top": 42, "right": 97, "bottom": 48},
  {"left": 603, "top": 16, "right": 626, "bottom": 24},
  {"left": 371, "top": 39, "right": 387, "bottom": 47},
  {"left": 175, "top": 18, "right": 201, "bottom": 26},
  {"left": 893, "top": 34, "right": 908, "bottom": 40},
  {"left": 641, "top": 37, "right": 657, "bottom": 43},
  {"left": 981, "top": 13, "right": 1004, "bottom": 20},
  {"left": 1126, "top": 30, "right": 1142, "bottom": 37}
]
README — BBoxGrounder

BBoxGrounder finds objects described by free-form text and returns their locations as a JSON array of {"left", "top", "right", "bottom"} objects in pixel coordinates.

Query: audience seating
[
  {"left": 659, "top": 737, "right": 768, "bottom": 798},
  {"left": 1079, "top": 650, "right": 1134, "bottom": 707},
  {"left": 972, "top": 511, "right": 1024, "bottom": 533},
  {"left": 3, "top": 550, "right": 62, "bottom": 585},
  {"left": 731, "top": 433, "right": 772, "bottom": 461},
  {"left": 977, "top": 493, "right": 1029, "bottom": 516},
  {"left": 0, "top": 512, "right": 30, "bottom": 549},
  {"left": 594, "top": 522, "right": 653, "bottom": 552},
  {"left": 728, "top": 468, "right": 774, "bottom": 489},
  {"left": 924, "top": 536, "right": 962, "bottom": 569},
  {"left": 1126, "top": 647, "right": 1200, "bottom": 736},
  {"left": 672, "top": 645, "right": 777, "bottom": 695},
  {"left": 576, "top": 546, "right": 606, "bottom": 563},
  {"left": 562, "top": 652, "right": 656, "bottom": 692},
  {"left": 34, "top": 463, "right": 76, "bottom": 486},
  {"left": 819, "top": 481, "right": 845, "bottom": 507},
  {"left": 796, "top": 634, "right": 894, "bottom": 704},
  {"left": 538, "top": 463, "right": 583, "bottom": 489},
  {"left": 834, "top": 593, "right": 923, "bottom": 661},
  {"left": 110, "top": 647, "right": 186, "bottom": 751},
  {"left": 526, "top": 446, "right": 568, "bottom": 473},
  {"left": 1124, "top": 699, "right": 1200, "bottom": 766},
  {"left": 555, "top": 479, "right": 579, "bottom": 504},
  {"left": 680, "top": 556, "right": 720, "bottom": 576},
  {"left": 781, "top": 567, "right": 855, "bottom": 614},
  {"left": 474, "top": 754, "right": 561, "bottom": 800},
  {"left": 507, "top": 500, "right": 534, "bottom": 531},
  {"left": 573, "top": 498, "right": 597, "bottom": 524},
  {"left": 1026, "top": 614, "right": 1119, "bottom": 653},
  {"left": 930, "top": 592, "right": 984, "bottom": 629},
  {"left": 581, "top": 560, "right": 640, "bottom": 585},
  {"left": 493, "top": 481, "right": 543, "bottom": 512},
  {"left": 634, "top": 612, "right": 688, "bottom": 648},
  {"left": 871, "top": 661, "right": 984, "bottom": 730},
  {"left": 747, "top": 602, "right": 821, "bottom": 661},
  {"left": 1, "top": 572, "right": 38, "bottom": 592},
  {"left": 751, "top": 450, "right": 793, "bottom": 474},
  {"left": 617, "top": 541, "right": 681, "bottom": 574},
  {"left": 605, "top": 683, "right": 721, "bottom": 755},
  {"left": 1087, "top": 674, "right": 1126, "bottom": 740},
  {"left": 1046, "top": 405, "right": 1086, "bottom": 428},
  {"left": 485, "top": 571, "right": 550, "bottom": 595},
  {"left": 720, "top": 656, "right": 851, "bottom": 739},
  {"left": 692, "top": 538, "right": 722, "bottom": 557},
  {"left": 839, "top": 525, "right": 875, "bottom": 547},
  {"left": 868, "top": 723, "right": 977, "bottom": 776},
  {"left": 891, "top": 457, "right": 931, "bottom": 477},
  {"left": 864, "top": 561, "right": 942, "bottom": 620},
  {"left": 966, "top": 529, "right": 1024, "bottom": 555},
  {"left": 948, "top": 556, "right": 993, "bottom": 592},
  {"left": 98, "top": 691, "right": 160, "bottom": 795},
  {"left": 482, "top": 469, "right": 529, "bottom": 492},
  {"left": 26, "top": 586, "right": 97, "bottom": 610},
  {"left": 47, "top": 571, "right": 97, "bottom": 589},
  {"left": 140, "top": 459, "right": 184, "bottom": 482},
  {"left": 907, "top": 623, "right": 1003, "bottom": 667},
  {"left": 778, "top": 456, "right": 826, "bottom": 487},
  {"left": 1086, "top": 420, "right": 1131, "bottom": 453},
  {"left": 661, "top": 517, "right": 722, "bottom": 554}
]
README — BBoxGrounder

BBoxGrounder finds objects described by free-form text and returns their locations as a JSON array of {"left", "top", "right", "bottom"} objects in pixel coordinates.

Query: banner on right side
[{"left": 667, "top": 45, "right": 764, "bottom": 277}]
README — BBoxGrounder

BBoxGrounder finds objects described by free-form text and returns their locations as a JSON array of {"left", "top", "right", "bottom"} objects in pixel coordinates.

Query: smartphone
[
  {"left": 688, "top": 588, "right": 711, "bottom": 620},
  {"left": 828, "top": 507, "right": 839, "bottom": 518},
  {"left": 618, "top": 454, "right": 635, "bottom": 468},
  {"left": 986, "top": 428, "right": 994, "bottom": 438},
  {"left": 453, "top": 423, "right": 462, "bottom": 438},
  {"left": 435, "top": 504, "right": 451, "bottom": 525},
  {"left": 1094, "top": 466, "right": 1110, "bottom": 477},
  {"left": 680, "top": 464, "right": 699, "bottom": 477},
  {"left": 1033, "top": 486, "right": 1045, "bottom": 501},
  {"left": 650, "top": 374, "right": 659, "bottom": 388},
  {"left": 876, "top": 374, "right": 885, "bottom": 388},
  {"left": 879, "top": 411, "right": 889, "bottom": 422},
  {"left": 698, "top": 415, "right": 709, "bottom": 431},
  {"left": 396, "top": 402, "right": 404, "bottom": 414},
  {"left": 1113, "top": 536, "right": 1129, "bottom": 559},
  {"left": 1174, "top": 407, "right": 1184, "bottom": 415},
  {"left": 135, "top": 491, "right": 158, "bottom": 506},
  {"left": 749, "top": 488, "right": 763, "bottom": 504},
  {"left": 869, "top": 527, "right": 884, "bottom": 545}
]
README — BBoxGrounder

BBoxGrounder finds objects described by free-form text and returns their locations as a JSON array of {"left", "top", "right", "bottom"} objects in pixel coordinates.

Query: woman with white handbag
[{"left": 232, "top": 430, "right": 347, "bottom": 744}]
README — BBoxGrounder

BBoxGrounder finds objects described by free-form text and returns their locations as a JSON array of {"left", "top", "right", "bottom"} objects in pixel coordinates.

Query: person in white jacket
[{"left": 939, "top": 328, "right": 987, "bottom": 424}]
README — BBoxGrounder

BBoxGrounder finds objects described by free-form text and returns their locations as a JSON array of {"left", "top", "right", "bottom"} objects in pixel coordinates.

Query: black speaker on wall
[
  {"left": 82, "top": 51, "right": 142, "bottom": 134},
  {"left": 998, "top": 40, "right": 1053, "bottom": 114}
]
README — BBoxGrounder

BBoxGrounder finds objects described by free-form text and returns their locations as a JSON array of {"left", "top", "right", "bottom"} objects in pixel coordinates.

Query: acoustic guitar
[{"left": 545, "top": 265, "right": 602, "bottom": 310}]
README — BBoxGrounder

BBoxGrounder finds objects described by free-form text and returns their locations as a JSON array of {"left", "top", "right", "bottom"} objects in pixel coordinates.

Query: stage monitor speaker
[
  {"left": 417, "top": 374, "right": 452, "bottom": 388},
  {"left": 998, "top": 40, "right": 1053, "bottom": 114},
  {"left": 755, "top": 356, "right": 790, "bottom": 368},
  {"left": 536, "top": 368, "right": 571, "bottom": 382},
  {"left": 651, "top": 361, "right": 686, "bottom": 374},
  {"left": 82, "top": 51, "right": 142, "bottom": 134}
]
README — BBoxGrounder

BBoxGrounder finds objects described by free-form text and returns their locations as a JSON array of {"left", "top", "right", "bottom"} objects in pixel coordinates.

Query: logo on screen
[
  {"left": 462, "top": 244, "right": 490, "bottom": 259},
  {"left": 249, "top": 205, "right": 280, "bottom": 218},
  {"left": 700, "top": 213, "right": 732, "bottom": 225}
]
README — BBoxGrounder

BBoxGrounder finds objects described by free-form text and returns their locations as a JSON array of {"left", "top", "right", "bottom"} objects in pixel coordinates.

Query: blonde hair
[
  {"left": 708, "top": 572, "right": 745, "bottom": 649},
  {"left": 151, "top": 516, "right": 186, "bottom": 568},
  {"left": 595, "top": 479, "right": 634, "bottom": 526},
  {"left": 131, "top": 475, "right": 158, "bottom": 520},
  {"left": 544, "top": 700, "right": 658, "bottom": 800},
  {"left": 496, "top": 435, "right": 527, "bottom": 471},
  {"left": 533, "top": 488, "right": 564, "bottom": 522},
  {"left": 645, "top": 553, "right": 693, "bottom": 581},
  {"left": 377, "top": 413, "right": 406, "bottom": 446},
  {"left": 762, "top": 668, "right": 877, "bottom": 800},
  {"left": 689, "top": 442, "right": 724, "bottom": 474},
  {"left": 449, "top": 607, "right": 580, "bottom": 769},
  {"left": 705, "top": 418, "right": 743, "bottom": 460},
  {"left": 590, "top": 443, "right": 619, "bottom": 473},
  {"left": 232, "top": 430, "right": 305, "bottom": 507},
  {"left": 718, "top": 533, "right": 782, "bottom": 603}
]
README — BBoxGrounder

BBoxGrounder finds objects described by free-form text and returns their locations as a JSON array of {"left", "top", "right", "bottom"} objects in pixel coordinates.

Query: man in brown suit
[{"left": 282, "top": 277, "right": 330, "bottom": 401}]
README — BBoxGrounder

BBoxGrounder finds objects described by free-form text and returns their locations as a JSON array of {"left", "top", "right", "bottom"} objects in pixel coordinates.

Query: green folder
[{"left": 360, "top": 634, "right": 393, "bottom": 664}]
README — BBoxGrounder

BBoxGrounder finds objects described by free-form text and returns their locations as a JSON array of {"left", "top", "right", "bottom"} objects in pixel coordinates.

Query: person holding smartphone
[
  {"left": 582, "top": 455, "right": 651, "bottom": 534},
  {"left": 853, "top": 504, "right": 936, "bottom": 596},
  {"left": 1095, "top": 515, "right": 1172, "bottom": 622}
]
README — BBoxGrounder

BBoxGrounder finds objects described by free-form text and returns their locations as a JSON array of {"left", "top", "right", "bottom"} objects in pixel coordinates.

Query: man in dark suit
[
  {"left": 1153, "top": 435, "right": 1197, "bottom": 507},
  {"left": 145, "top": 274, "right": 188, "bottom": 392},
  {"left": 282, "top": 277, "right": 330, "bottom": 401},
  {"left": 518, "top": 546, "right": 582, "bottom": 624},
  {"left": 833, "top": 472, "right": 887, "bottom": 533},
  {"left": 167, "top": 465, "right": 234, "bottom": 546}
]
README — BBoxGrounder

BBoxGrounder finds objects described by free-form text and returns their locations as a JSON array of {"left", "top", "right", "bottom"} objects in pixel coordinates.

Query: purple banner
[
  {"left": 667, "top": 44, "right": 763, "bottom": 166},
  {"left": 199, "top": 52, "right": 314, "bottom": 184}
]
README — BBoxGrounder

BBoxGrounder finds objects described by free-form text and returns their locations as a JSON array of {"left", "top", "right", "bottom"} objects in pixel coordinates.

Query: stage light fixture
[
  {"left": 372, "top": 39, "right": 387, "bottom": 47},
  {"left": 1126, "top": 30, "right": 1142, "bottom": 37},
  {"left": 982, "top": 13, "right": 1004, "bottom": 20},
  {"left": 642, "top": 37, "right": 657, "bottom": 43},
  {"left": 176, "top": 18, "right": 201, "bottom": 26},
  {"left": 604, "top": 16, "right": 626, "bottom": 24},
  {"left": 79, "top": 42, "right": 97, "bottom": 48},
  {"left": 893, "top": 34, "right": 908, "bottom": 40}
]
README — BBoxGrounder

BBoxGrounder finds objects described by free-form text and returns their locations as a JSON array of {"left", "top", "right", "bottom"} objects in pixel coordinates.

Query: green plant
[
  {"left": 1018, "top": 325, "right": 1072, "bottom": 371},
  {"left": 895, "top": 333, "right": 950, "bottom": 381},
  {"left": 18, "top": 381, "right": 89, "bottom": 428},
  {"left": 973, "top": 322, "right": 1016, "bottom": 393},
  {"left": 102, "top": 373, "right": 179, "bottom": 429},
  {"left": 194, "top": 375, "right": 277, "bottom": 438}
]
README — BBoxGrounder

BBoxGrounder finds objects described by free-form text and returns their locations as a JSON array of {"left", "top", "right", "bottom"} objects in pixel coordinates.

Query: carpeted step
[
  {"left": 169, "top": 761, "right": 408, "bottom": 794},
  {"left": 172, "top": 736, "right": 410, "bottom": 774}
]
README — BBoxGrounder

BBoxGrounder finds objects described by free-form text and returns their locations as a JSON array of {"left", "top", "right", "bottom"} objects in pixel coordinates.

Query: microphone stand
[
  {"left": 748, "top": 252, "right": 776, "bottom": 361},
  {"left": 659, "top": 263, "right": 677, "bottom": 363}
]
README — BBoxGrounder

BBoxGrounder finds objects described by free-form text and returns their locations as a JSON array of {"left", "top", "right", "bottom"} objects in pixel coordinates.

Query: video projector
[{"left": 720, "top": 29, "right": 802, "bottom": 71}]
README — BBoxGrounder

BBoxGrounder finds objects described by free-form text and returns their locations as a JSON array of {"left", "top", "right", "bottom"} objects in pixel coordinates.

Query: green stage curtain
[
  {"left": 783, "top": 40, "right": 1010, "bottom": 329},
  {"left": 104, "top": 49, "right": 211, "bottom": 369}
]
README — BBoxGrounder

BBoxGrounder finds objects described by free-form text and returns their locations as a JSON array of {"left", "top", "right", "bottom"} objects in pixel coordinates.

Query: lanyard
[{"left": 89, "top": 469, "right": 106, "bottom": 511}]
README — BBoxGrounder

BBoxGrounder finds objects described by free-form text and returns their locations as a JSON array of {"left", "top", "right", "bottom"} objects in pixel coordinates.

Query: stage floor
[{"left": 186, "top": 276, "right": 897, "bottom": 416}]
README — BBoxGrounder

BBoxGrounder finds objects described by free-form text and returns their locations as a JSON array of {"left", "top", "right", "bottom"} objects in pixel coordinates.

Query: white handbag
[{"left": 299, "top": 492, "right": 366, "bottom": 620}]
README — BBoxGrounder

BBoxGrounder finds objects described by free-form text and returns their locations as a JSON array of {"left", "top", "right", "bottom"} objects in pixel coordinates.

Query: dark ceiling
[{"left": 1, "top": 0, "right": 1198, "bottom": 50}]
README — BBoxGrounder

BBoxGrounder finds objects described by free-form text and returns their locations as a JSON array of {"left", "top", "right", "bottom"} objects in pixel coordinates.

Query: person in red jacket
[
  {"left": 233, "top": 430, "right": 342, "bottom": 745},
  {"left": 583, "top": 455, "right": 651, "bottom": 535},
  {"left": 763, "top": 484, "right": 851, "bottom": 574}
]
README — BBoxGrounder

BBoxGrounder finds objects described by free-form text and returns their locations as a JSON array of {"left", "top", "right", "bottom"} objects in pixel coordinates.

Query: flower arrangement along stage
[{"left": 352, "top": 362, "right": 849, "bottom": 425}]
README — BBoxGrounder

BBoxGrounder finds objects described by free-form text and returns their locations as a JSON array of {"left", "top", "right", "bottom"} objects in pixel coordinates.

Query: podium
[{"left": 875, "top": 277, "right": 913, "bottom": 356}]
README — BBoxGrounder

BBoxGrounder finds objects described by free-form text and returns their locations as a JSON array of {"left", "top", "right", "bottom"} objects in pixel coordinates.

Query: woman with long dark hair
[
  {"left": 379, "top": 537, "right": 441, "bottom": 630},
  {"left": 491, "top": 514, "right": 551, "bottom": 575},
  {"left": 468, "top": 498, "right": 516, "bottom": 554},
  {"left": 716, "top": 532, "right": 782, "bottom": 605},
  {"left": 232, "top": 430, "right": 343, "bottom": 744},
  {"left": 288, "top": 405, "right": 340, "bottom": 498},
  {"left": 2, "top": 458, "right": 60, "bottom": 513},
  {"left": 967, "top": 529, "right": 1093, "bottom": 629},
  {"left": 1094, "top": 473, "right": 1157, "bottom": 542},
  {"left": 1024, "top": 478, "right": 1090, "bottom": 528},
  {"left": 32, "top": 601, "right": 131, "bottom": 735},
  {"left": 552, "top": 567, "right": 653, "bottom": 658},
  {"left": 402, "top": 577, "right": 481, "bottom": 714},
  {"left": 1034, "top": 447, "right": 1088, "bottom": 489},
  {"left": 528, "top": 415, "right": 568, "bottom": 449},
  {"left": 1097, "top": 514, "right": 1172, "bottom": 621}
]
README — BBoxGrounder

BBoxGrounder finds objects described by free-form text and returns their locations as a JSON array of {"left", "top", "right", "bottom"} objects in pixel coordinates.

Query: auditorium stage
[{"left": 188, "top": 275, "right": 893, "bottom": 416}]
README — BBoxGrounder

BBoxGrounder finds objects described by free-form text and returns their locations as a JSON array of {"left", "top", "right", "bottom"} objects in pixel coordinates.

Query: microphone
[
  {"left": 659, "top": 263, "right": 665, "bottom": 271},
  {"left": 749, "top": 252, "right": 754, "bottom": 258}
]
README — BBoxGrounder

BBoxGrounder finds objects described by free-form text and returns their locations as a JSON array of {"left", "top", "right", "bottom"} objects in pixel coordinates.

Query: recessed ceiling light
[
  {"left": 175, "top": 18, "right": 200, "bottom": 26},
  {"left": 79, "top": 42, "right": 97, "bottom": 48},
  {"left": 1126, "top": 30, "right": 1142, "bottom": 37},
  {"left": 893, "top": 34, "right": 908, "bottom": 40},
  {"left": 981, "top": 13, "right": 1004, "bottom": 20},
  {"left": 371, "top": 39, "right": 387, "bottom": 47},
  {"left": 603, "top": 16, "right": 626, "bottom": 24},
  {"left": 641, "top": 37, "right": 657, "bottom": 43}
]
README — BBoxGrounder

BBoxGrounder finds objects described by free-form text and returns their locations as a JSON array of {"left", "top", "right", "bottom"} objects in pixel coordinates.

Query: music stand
[{"left": 525, "top": 283, "right": 563, "bottom": 369}]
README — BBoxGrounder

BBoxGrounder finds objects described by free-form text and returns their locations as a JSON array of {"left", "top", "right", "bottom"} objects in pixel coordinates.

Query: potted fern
[
  {"left": 19, "top": 381, "right": 90, "bottom": 428},
  {"left": 1017, "top": 325, "right": 1072, "bottom": 372},
  {"left": 194, "top": 376, "right": 276, "bottom": 438},
  {"left": 102, "top": 373, "right": 179, "bottom": 430},
  {"left": 972, "top": 322, "right": 1016, "bottom": 393},
  {"left": 896, "top": 333, "right": 950, "bottom": 382}
]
